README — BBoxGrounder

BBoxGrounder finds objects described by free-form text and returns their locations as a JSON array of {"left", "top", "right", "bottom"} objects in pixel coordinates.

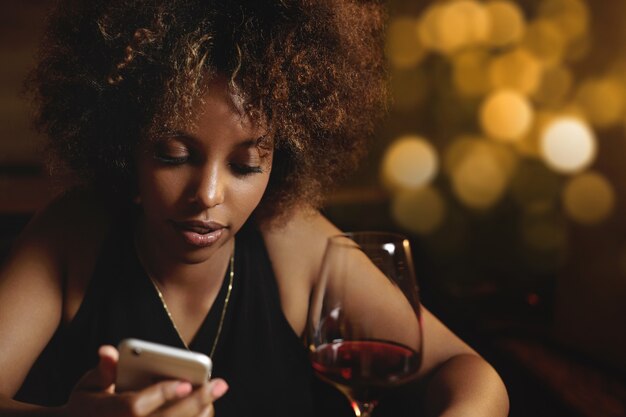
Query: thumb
[{"left": 75, "top": 345, "right": 119, "bottom": 393}]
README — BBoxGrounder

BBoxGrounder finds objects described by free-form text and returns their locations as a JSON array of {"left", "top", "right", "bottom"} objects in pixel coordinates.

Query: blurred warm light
[
  {"left": 418, "top": 4, "right": 444, "bottom": 51},
  {"left": 391, "top": 68, "right": 429, "bottom": 111},
  {"left": 451, "top": 0, "right": 491, "bottom": 45},
  {"left": 564, "top": 34, "right": 591, "bottom": 62},
  {"left": 392, "top": 186, "right": 446, "bottom": 235},
  {"left": 381, "top": 135, "right": 438, "bottom": 190},
  {"left": 515, "top": 111, "right": 556, "bottom": 158},
  {"left": 485, "top": 0, "right": 526, "bottom": 48},
  {"left": 480, "top": 90, "right": 534, "bottom": 142},
  {"left": 492, "top": 143, "right": 519, "bottom": 179},
  {"left": 452, "top": 49, "right": 491, "bottom": 97},
  {"left": 538, "top": 0, "right": 590, "bottom": 44},
  {"left": 438, "top": 0, "right": 490, "bottom": 53},
  {"left": 444, "top": 135, "right": 481, "bottom": 177},
  {"left": 510, "top": 160, "right": 561, "bottom": 211},
  {"left": 540, "top": 116, "right": 596, "bottom": 173},
  {"left": 562, "top": 171, "right": 615, "bottom": 225},
  {"left": 575, "top": 78, "right": 626, "bottom": 128},
  {"left": 488, "top": 48, "right": 543, "bottom": 95},
  {"left": 387, "top": 17, "right": 426, "bottom": 69},
  {"left": 521, "top": 212, "right": 566, "bottom": 251},
  {"left": 445, "top": 136, "right": 518, "bottom": 179},
  {"left": 522, "top": 19, "right": 566, "bottom": 66},
  {"left": 450, "top": 140, "right": 512, "bottom": 209},
  {"left": 609, "top": 59, "right": 626, "bottom": 87},
  {"left": 418, "top": 1, "right": 490, "bottom": 55},
  {"left": 532, "top": 65, "right": 573, "bottom": 107}
]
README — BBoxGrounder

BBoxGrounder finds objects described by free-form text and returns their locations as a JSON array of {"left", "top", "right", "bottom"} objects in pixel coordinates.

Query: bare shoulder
[
  {"left": 259, "top": 207, "right": 341, "bottom": 335},
  {"left": 14, "top": 187, "right": 113, "bottom": 322},
  {"left": 260, "top": 207, "right": 341, "bottom": 284},
  {"left": 0, "top": 187, "right": 112, "bottom": 395}
]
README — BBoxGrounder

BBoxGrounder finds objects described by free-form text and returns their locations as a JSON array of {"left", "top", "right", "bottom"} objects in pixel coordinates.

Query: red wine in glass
[
  {"left": 311, "top": 340, "right": 421, "bottom": 405},
  {"left": 308, "top": 232, "right": 423, "bottom": 417}
]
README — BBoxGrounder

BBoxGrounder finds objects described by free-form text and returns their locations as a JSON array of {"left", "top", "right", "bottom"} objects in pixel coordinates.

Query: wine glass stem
[{"left": 351, "top": 400, "right": 376, "bottom": 417}]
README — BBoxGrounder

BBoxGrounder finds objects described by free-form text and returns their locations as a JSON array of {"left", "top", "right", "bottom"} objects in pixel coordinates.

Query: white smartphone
[{"left": 116, "top": 338, "right": 213, "bottom": 392}]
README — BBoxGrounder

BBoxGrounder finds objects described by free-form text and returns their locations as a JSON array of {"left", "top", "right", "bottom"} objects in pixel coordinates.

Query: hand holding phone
[{"left": 116, "top": 338, "right": 213, "bottom": 392}]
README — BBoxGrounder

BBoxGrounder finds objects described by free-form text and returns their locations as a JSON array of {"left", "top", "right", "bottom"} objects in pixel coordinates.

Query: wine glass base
[{"left": 351, "top": 399, "right": 377, "bottom": 417}]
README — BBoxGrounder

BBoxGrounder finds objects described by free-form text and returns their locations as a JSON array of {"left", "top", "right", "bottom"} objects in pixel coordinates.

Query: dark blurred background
[{"left": 1, "top": 1, "right": 625, "bottom": 416}]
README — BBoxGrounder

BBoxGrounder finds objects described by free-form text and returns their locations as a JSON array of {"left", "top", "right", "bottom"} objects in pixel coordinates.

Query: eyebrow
[{"left": 159, "top": 130, "right": 265, "bottom": 149}]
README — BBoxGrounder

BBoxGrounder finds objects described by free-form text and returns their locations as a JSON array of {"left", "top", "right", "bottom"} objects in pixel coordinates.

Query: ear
[{"left": 133, "top": 194, "right": 141, "bottom": 204}]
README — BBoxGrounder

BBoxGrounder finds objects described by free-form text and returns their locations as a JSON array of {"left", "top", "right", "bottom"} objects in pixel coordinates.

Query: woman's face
[{"left": 135, "top": 78, "right": 272, "bottom": 264}]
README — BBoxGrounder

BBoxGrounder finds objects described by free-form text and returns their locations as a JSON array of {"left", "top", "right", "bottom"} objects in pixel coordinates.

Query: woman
[{"left": 0, "top": 1, "right": 508, "bottom": 416}]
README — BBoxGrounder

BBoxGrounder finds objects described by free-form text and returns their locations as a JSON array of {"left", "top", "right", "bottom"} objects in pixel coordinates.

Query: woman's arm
[
  {"left": 0, "top": 199, "right": 67, "bottom": 397},
  {"left": 418, "top": 308, "right": 509, "bottom": 417},
  {"left": 423, "top": 353, "right": 509, "bottom": 417},
  {"left": 263, "top": 208, "right": 509, "bottom": 417}
]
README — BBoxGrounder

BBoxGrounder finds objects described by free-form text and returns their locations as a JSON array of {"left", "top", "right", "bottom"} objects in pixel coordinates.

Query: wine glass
[{"left": 308, "top": 232, "right": 423, "bottom": 417}]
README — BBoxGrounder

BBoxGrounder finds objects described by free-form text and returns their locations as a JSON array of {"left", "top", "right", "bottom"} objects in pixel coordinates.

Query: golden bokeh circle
[
  {"left": 562, "top": 171, "right": 615, "bottom": 225},
  {"left": 392, "top": 186, "right": 447, "bottom": 235},
  {"left": 540, "top": 116, "right": 596, "bottom": 174},
  {"left": 480, "top": 89, "right": 534, "bottom": 142},
  {"left": 485, "top": 0, "right": 527, "bottom": 47},
  {"left": 381, "top": 135, "right": 439, "bottom": 191}
]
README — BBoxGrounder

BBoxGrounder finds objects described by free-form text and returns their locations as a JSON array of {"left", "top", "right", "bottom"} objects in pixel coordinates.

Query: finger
[
  {"left": 156, "top": 379, "right": 227, "bottom": 417},
  {"left": 75, "top": 345, "right": 119, "bottom": 393},
  {"left": 129, "top": 380, "right": 193, "bottom": 415},
  {"left": 198, "top": 404, "right": 214, "bottom": 417}
]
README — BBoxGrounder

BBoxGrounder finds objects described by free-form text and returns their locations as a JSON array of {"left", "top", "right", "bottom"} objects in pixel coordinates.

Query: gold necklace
[{"left": 146, "top": 243, "right": 235, "bottom": 358}]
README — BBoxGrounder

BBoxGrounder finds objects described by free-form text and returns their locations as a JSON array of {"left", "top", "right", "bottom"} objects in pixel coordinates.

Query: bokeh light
[
  {"left": 515, "top": 111, "right": 556, "bottom": 158},
  {"left": 532, "top": 65, "right": 573, "bottom": 107},
  {"left": 480, "top": 89, "right": 534, "bottom": 142},
  {"left": 444, "top": 135, "right": 482, "bottom": 177},
  {"left": 438, "top": 0, "right": 490, "bottom": 53},
  {"left": 384, "top": 0, "right": 621, "bottom": 239},
  {"left": 538, "top": 0, "right": 590, "bottom": 44},
  {"left": 575, "top": 77, "right": 626, "bottom": 128},
  {"left": 381, "top": 135, "right": 439, "bottom": 190},
  {"left": 488, "top": 48, "right": 543, "bottom": 95},
  {"left": 450, "top": 139, "right": 513, "bottom": 209},
  {"left": 418, "top": 1, "right": 490, "bottom": 55},
  {"left": 392, "top": 186, "right": 447, "bottom": 235},
  {"left": 418, "top": 3, "right": 445, "bottom": 51},
  {"left": 522, "top": 19, "right": 566, "bottom": 66},
  {"left": 387, "top": 17, "right": 426, "bottom": 69},
  {"left": 452, "top": 49, "right": 491, "bottom": 97},
  {"left": 540, "top": 116, "right": 596, "bottom": 173},
  {"left": 562, "top": 171, "right": 616, "bottom": 225},
  {"left": 485, "top": 0, "right": 526, "bottom": 48}
]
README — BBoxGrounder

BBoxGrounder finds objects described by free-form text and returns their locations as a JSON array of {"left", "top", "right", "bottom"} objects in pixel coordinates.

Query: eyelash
[
  {"left": 154, "top": 155, "right": 189, "bottom": 164},
  {"left": 154, "top": 154, "right": 263, "bottom": 176},
  {"left": 229, "top": 163, "right": 264, "bottom": 176}
]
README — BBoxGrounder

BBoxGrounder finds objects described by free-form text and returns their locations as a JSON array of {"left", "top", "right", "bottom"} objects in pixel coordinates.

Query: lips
[{"left": 171, "top": 220, "right": 227, "bottom": 248}]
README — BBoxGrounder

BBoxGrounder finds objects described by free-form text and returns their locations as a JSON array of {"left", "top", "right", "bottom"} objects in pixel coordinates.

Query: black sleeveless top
[{"left": 16, "top": 219, "right": 420, "bottom": 416}]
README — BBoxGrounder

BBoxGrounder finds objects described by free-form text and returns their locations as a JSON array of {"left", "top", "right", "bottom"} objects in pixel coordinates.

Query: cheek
[
  {"left": 234, "top": 174, "right": 272, "bottom": 212},
  {"left": 136, "top": 165, "right": 185, "bottom": 208}
]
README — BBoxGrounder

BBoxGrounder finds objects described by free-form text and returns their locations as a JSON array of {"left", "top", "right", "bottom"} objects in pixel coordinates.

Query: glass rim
[{"left": 327, "top": 231, "right": 410, "bottom": 247}]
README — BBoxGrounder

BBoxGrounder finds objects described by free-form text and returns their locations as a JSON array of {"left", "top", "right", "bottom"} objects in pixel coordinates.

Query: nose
[{"left": 191, "top": 164, "right": 225, "bottom": 208}]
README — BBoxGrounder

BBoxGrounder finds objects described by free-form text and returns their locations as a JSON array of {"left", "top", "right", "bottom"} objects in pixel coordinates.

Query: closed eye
[
  {"left": 229, "top": 163, "right": 263, "bottom": 176},
  {"left": 154, "top": 154, "right": 190, "bottom": 165}
]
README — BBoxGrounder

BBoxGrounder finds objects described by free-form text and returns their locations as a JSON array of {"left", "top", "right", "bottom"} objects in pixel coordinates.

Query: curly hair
[{"left": 28, "top": 0, "right": 388, "bottom": 221}]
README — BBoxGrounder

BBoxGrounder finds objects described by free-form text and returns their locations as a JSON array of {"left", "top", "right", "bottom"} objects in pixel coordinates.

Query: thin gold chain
[{"left": 147, "top": 243, "right": 235, "bottom": 358}]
